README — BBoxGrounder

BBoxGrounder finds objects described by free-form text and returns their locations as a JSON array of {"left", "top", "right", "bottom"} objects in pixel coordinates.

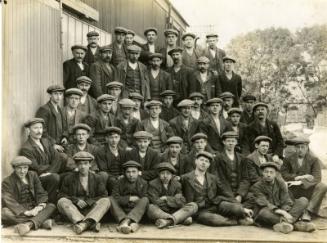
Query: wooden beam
[{"left": 62, "top": 0, "right": 99, "bottom": 22}]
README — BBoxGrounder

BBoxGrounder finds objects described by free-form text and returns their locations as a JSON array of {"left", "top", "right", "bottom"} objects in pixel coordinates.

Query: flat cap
[
  {"left": 242, "top": 94, "right": 257, "bottom": 102},
  {"left": 191, "top": 133, "right": 208, "bottom": 142},
  {"left": 144, "top": 27, "right": 158, "bottom": 36},
  {"left": 24, "top": 118, "right": 45, "bottom": 127},
  {"left": 76, "top": 76, "right": 92, "bottom": 84},
  {"left": 220, "top": 92, "right": 235, "bottom": 99},
  {"left": 73, "top": 151, "right": 94, "bottom": 162},
  {"left": 100, "top": 45, "right": 113, "bottom": 52},
  {"left": 206, "top": 33, "right": 218, "bottom": 38},
  {"left": 119, "top": 98, "right": 135, "bottom": 108},
  {"left": 177, "top": 99, "right": 194, "bottom": 108},
  {"left": 126, "top": 29, "right": 135, "bottom": 36},
  {"left": 133, "top": 131, "right": 153, "bottom": 139},
  {"left": 221, "top": 131, "right": 239, "bottom": 140},
  {"left": 182, "top": 32, "right": 196, "bottom": 40},
  {"left": 260, "top": 162, "right": 280, "bottom": 171},
  {"left": 97, "top": 94, "right": 116, "bottom": 103},
  {"left": 46, "top": 84, "right": 65, "bottom": 94},
  {"left": 254, "top": 135, "right": 272, "bottom": 144},
  {"left": 11, "top": 156, "right": 32, "bottom": 167},
  {"left": 106, "top": 81, "right": 123, "bottom": 89},
  {"left": 164, "top": 29, "right": 179, "bottom": 37},
  {"left": 206, "top": 98, "right": 223, "bottom": 106},
  {"left": 156, "top": 162, "right": 176, "bottom": 174},
  {"left": 87, "top": 31, "right": 99, "bottom": 37},
  {"left": 285, "top": 137, "right": 310, "bottom": 146},
  {"left": 149, "top": 53, "right": 163, "bottom": 60},
  {"left": 129, "top": 92, "right": 144, "bottom": 101},
  {"left": 105, "top": 126, "right": 122, "bottom": 135},
  {"left": 72, "top": 123, "right": 91, "bottom": 133},
  {"left": 253, "top": 102, "right": 269, "bottom": 112},
  {"left": 160, "top": 90, "right": 176, "bottom": 97},
  {"left": 197, "top": 56, "right": 210, "bottom": 64},
  {"left": 189, "top": 92, "right": 204, "bottom": 99},
  {"left": 196, "top": 151, "right": 213, "bottom": 161},
  {"left": 223, "top": 56, "right": 236, "bottom": 63},
  {"left": 228, "top": 108, "right": 242, "bottom": 115},
  {"left": 65, "top": 88, "right": 83, "bottom": 97},
  {"left": 114, "top": 26, "right": 128, "bottom": 34},
  {"left": 168, "top": 47, "right": 183, "bottom": 56},
  {"left": 123, "top": 160, "right": 142, "bottom": 170},
  {"left": 166, "top": 136, "right": 183, "bottom": 145},
  {"left": 127, "top": 45, "right": 142, "bottom": 53},
  {"left": 71, "top": 45, "right": 87, "bottom": 52},
  {"left": 146, "top": 100, "right": 162, "bottom": 108}
]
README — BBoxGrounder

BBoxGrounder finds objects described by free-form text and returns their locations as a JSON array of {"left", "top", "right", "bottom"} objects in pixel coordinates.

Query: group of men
[{"left": 2, "top": 27, "right": 327, "bottom": 237}]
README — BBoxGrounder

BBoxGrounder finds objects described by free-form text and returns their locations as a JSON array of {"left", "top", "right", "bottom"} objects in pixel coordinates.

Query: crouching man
[
  {"left": 249, "top": 162, "right": 315, "bottom": 234},
  {"left": 110, "top": 161, "right": 149, "bottom": 234},
  {"left": 2, "top": 156, "right": 56, "bottom": 236},
  {"left": 147, "top": 162, "right": 198, "bottom": 228},
  {"left": 57, "top": 151, "right": 110, "bottom": 234}
]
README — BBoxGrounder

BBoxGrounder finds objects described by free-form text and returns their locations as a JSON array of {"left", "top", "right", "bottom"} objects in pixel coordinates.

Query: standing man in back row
[
  {"left": 84, "top": 31, "right": 100, "bottom": 65},
  {"left": 140, "top": 27, "right": 161, "bottom": 65},
  {"left": 160, "top": 29, "right": 179, "bottom": 69},
  {"left": 110, "top": 27, "right": 128, "bottom": 67}
]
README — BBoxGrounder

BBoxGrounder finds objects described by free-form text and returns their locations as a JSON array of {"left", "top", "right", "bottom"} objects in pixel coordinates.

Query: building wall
[{"left": 2, "top": 0, "right": 62, "bottom": 176}]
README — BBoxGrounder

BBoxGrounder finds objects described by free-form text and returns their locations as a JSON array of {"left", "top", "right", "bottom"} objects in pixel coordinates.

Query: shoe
[
  {"left": 73, "top": 222, "right": 88, "bottom": 235},
  {"left": 41, "top": 219, "right": 53, "bottom": 230},
  {"left": 93, "top": 222, "right": 101, "bottom": 232},
  {"left": 301, "top": 211, "right": 312, "bottom": 222},
  {"left": 15, "top": 223, "right": 32, "bottom": 236},
  {"left": 118, "top": 224, "right": 131, "bottom": 234},
  {"left": 294, "top": 221, "right": 316, "bottom": 232},
  {"left": 130, "top": 222, "right": 140, "bottom": 232},
  {"left": 238, "top": 217, "right": 254, "bottom": 226},
  {"left": 273, "top": 222, "right": 294, "bottom": 234},
  {"left": 155, "top": 219, "right": 170, "bottom": 229},
  {"left": 182, "top": 217, "right": 193, "bottom": 226}
]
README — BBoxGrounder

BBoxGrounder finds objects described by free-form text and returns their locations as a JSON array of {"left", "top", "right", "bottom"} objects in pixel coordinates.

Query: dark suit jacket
[
  {"left": 217, "top": 71, "right": 242, "bottom": 106},
  {"left": 2, "top": 171, "right": 48, "bottom": 215},
  {"left": 160, "top": 105, "right": 180, "bottom": 122},
  {"left": 230, "top": 122, "right": 250, "bottom": 155},
  {"left": 89, "top": 60, "right": 119, "bottom": 97},
  {"left": 167, "top": 65, "right": 193, "bottom": 102},
  {"left": 84, "top": 45, "right": 100, "bottom": 65},
  {"left": 159, "top": 151, "right": 188, "bottom": 176},
  {"left": 114, "top": 115, "right": 140, "bottom": 147},
  {"left": 140, "top": 43, "right": 161, "bottom": 65},
  {"left": 77, "top": 95, "right": 97, "bottom": 115},
  {"left": 189, "top": 70, "right": 219, "bottom": 100},
  {"left": 62, "top": 107, "right": 87, "bottom": 135},
  {"left": 147, "top": 69, "right": 173, "bottom": 99},
  {"left": 203, "top": 47, "right": 226, "bottom": 75},
  {"left": 109, "top": 42, "right": 128, "bottom": 67},
  {"left": 240, "top": 110, "right": 254, "bottom": 124},
  {"left": 63, "top": 58, "right": 89, "bottom": 89},
  {"left": 66, "top": 143, "right": 99, "bottom": 171}
]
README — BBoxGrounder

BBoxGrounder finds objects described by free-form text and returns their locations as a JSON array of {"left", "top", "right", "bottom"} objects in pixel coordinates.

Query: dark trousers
[
  {"left": 39, "top": 173, "right": 60, "bottom": 203},
  {"left": 110, "top": 196, "right": 149, "bottom": 223},
  {"left": 2, "top": 203, "right": 56, "bottom": 229},
  {"left": 255, "top": 197, "right": 308, "bottom": 226}
]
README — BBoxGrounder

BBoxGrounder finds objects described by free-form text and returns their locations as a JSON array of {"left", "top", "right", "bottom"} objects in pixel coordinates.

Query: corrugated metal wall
[{"left": 2, "top": 0, "right": 62, "bottom": 177}]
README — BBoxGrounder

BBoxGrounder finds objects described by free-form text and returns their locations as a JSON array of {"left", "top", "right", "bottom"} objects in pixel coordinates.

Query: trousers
[{"left": 39, "top": 173, "right": 60, "bottom": 203}]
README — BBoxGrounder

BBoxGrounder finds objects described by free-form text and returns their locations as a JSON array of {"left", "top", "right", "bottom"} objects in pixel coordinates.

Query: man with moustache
[
  {"left": 240, "top": 94, "right": 256, "bottom": 124},
  {"left": 160, "top": 29, "right": 179, "bottom": 69},
  {"left": 129, "top": 92, "right": 149, "bottom": 121},
  {"left": 63, "top": 45, "right": 89, "bottom": 89},
  {"left": 76, "top": 76, "right": 97, "bottom": 115},
  {"left": 140, "top": 27, "right": 161, "bottom": 65},
  {"left": 90, "top": 45, "right": 119, "bottom": 98},
  {"left": 189, "top": 92, "right": 209, "bottom": 121},
  {"left": 110, "top": 27, "right": 128, "bottom": 67},
  {"left": 159, "top": 90, "right": 180, "bottom": 122},
  {"left": 181, "top": 33, "right": 204, "bottom": 69},
  {"left": 84, "top": 31, "right": 100, "bottom": 65}
]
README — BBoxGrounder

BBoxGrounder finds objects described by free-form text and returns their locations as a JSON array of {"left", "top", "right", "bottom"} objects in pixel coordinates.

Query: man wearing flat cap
[
  {"left": 83, "top": 94, "right": 116, "bottom": 145},
  {"left": 137, "top": 100, "right": 174, "bottom": 153},
  {"left": 106, "top": 81, "right": 124, "bottom": 116},
  {"left": 129, "top": 92, "right": 149, "bottom": 121},
  {"left": 140, "top": 27, "right": 161, "bottom": 65},
  {"left": 189, "top": 92, "right": 209, "bottom": 121},
  {"left": 249, "top": 162, "right": 315, "bottom": 234},
  {"left": 181, "top": 32, "right": 204, "bottom": 69},
  {"left": 169, "top": 99, "right": 200, "bottom": 154},
  {"left": 63, "top": 45, "right": 89, "bottom": 89},
  {"left": 84, "top": 31, "right": 100, "bottom": 65},
  {"left": 57, "top": 151, "right": 110, "bottom": 235},
  {"left": 76, "top": 76, "right": 97, "bottom": 115},
  {"left": 147, "top": 53, "right": 173, "bottom": 100},
  {"left": 181, "top": 151, "right": 253, "bottom": 226},
  {"left": 117, "top": 44, "right": 151, "bottom": 101},
  {"left": 281, "top": 137, "right": 327, "bottom": 220},
  {"left": 159, "top": 90, "right": 180, "bottom": 122},
  {"left": 89, "top": 45, "right": 119, "bottom": 98},
  {"left": 125, "top": 29, "right": 136, "bottom": 47},
  {"left": 220, "top": 91, "right": 236, "bottom": 119},
  {"left": 19, "top": 118, "right": 68, "bottom": 203},
  {"left": 159, "top": 28, "right": 179, "bottom": 69},
  {"left": 109, "top": 26, "right": 128, "bottom": 66},
  {"left": 110, "top": 161, "right": 149, "bottom": 234},
  {"left": 147, "top": 162, "right": 198, "bottom": 229},
  {"left": 240, "top": 94, "right": 256, "bottom": 124},
  {"left": 203, "top": 33, "right": 226, "bottom": 76},
  {"left": 2, "top": 156, "right": 56, "bottom": 236},
  {"left": 189, "top": 56, "right": 219, "bottom": 102},
  {"left": 217, "top": 56, "right": 242, "bottom": 106}
]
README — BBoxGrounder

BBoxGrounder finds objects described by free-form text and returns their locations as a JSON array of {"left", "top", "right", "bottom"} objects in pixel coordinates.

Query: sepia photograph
[{"left": 1, "top": 0, "right": 327, "bottom": 242}]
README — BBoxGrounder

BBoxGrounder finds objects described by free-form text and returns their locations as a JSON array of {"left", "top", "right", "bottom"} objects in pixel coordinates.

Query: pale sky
[{"left": 171, "top": 0, "right": 327, "bottom": 48}]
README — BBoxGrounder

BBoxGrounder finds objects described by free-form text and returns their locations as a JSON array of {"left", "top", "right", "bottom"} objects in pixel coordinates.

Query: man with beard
[
  {"left": 181, "top": 33, "right": 204, "bottom": 69},
  {"left": 169, "top": 99, "right": 200, "bottom": 154},
  {"left": 167, "top": 47, "right": 193, "bottom": 104},
  {"left": 159, "top": 90, "right": 180, "bottom": 122},
  {"left": 106, "top": 81, "right": 123, "bottom": 117},
  {"left": 63, "top": 45, "right": 89, "bottom": 89},
  {"left": 189, "top": 56, "right": 219, "bottom": 102},
  {"left": 189, "top": 92, "right": 209, "bottom": 121},
  {"left": 117, "top": 45, "right": 151, "bottom": 100},
  {"left": 76, "top": 76, "right": 97, "bottom": 115},
  {"left": 110, "top": 161, "right": 149, "bottom": 234},
  {"left": 147, "top": 53, "right": 173, "bottom": 100},
  {"left": 246, "top": 102, "right": 284, "bottom": 163},
  {"left": 240, "top": 94, "right": 256, "bottom": 124},
  {"left": 57, "top": 152, "right": 110, "bottom": 235},
  {"left": 129, "top": 92, "right": 149, "bottom": 121},
  {"left": 2, "top": 156, "right": 56, "bottom": 236},
  {"left": 90, "top": 45, "right": 119, "bottom": 98},
  {"left": 140, "top": 27, "right": 161, "bottom": 65},
  {"left": 110, "top": 27, "right": 128, "bottom": 67},
  {"left": 84, "top": 31, "right": 100, "bottom": 65},
  {"left": 147, "top": 162, "right": 198, "bottom": 228},
  {"left": 160, "top": 29, "right": 179, "bottom": 69},
  {"left": 125, "top": 30, "right": 135, "bottom": 47}
]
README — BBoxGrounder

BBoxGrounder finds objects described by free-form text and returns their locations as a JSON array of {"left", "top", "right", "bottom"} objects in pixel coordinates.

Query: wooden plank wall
[{"left": 2, "top": 0, "right": 62, "bottom": 177}]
